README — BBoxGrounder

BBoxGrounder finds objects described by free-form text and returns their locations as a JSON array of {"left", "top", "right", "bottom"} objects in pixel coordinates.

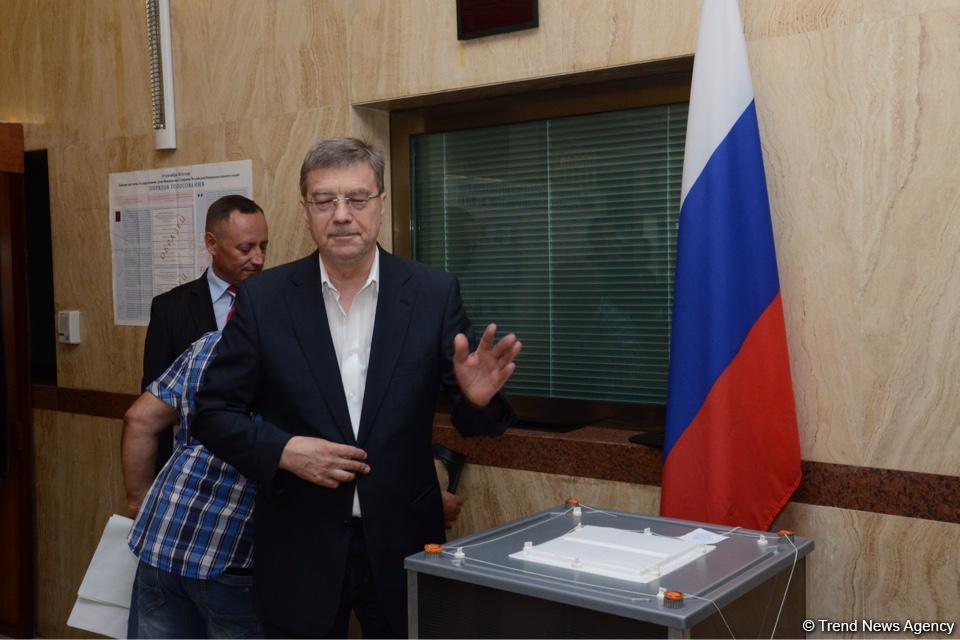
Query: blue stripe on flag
[{"left": 664, "top": 101, "right": 782, "bottom": 455}]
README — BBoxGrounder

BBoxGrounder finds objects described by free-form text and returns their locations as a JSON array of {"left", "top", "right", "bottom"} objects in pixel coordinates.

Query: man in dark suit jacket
[
  {"left": 193, "top": 138, "right": 521, "bottom": 638},
  {"left": 140, "top": 195, "right": 268, "bottom": 471}
]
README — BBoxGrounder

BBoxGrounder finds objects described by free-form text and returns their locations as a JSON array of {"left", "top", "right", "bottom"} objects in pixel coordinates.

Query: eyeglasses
[{"left": 302, "top": 193, "right": 382, "bottom": 214}]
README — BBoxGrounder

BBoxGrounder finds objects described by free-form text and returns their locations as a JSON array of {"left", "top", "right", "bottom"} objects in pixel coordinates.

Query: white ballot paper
[
  {"left": 678, "top": 527, "right": 729, "bottom": 545},
  {"left": 67, "top": 514, "right": 138, "bottom": 639}
]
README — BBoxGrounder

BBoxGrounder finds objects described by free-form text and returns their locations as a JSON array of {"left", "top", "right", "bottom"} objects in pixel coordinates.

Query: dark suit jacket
[
  {"left": 142, "top": 271, "right": 217, "bottom": 389},
  {"left": 142, "top": 271, "right": 217, "bottom": 472},
  {"left": 193, "top": 249, "right": 514, "bottom": 635}
]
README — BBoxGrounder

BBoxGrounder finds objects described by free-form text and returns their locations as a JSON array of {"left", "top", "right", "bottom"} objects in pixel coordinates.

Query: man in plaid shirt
[
  {"left": 122, "top": 329, "right": 260, "bottom": 638},
  {"left": 122, "top": 330, "right": 466, "bottom": 638}
]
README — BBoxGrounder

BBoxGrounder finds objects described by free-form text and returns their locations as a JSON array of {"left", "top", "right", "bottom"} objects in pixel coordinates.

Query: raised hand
[
  {"left": 453, "top": 323, "right": 522, "bottom": 408},
  {"left": 279, "top": 436, "right": 370, "bottom": 488}
]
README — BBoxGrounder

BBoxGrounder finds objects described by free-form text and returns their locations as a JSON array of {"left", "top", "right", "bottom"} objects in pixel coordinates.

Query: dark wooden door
[{"left": 0, "top": 122, "right": 35, "bottom": 638}]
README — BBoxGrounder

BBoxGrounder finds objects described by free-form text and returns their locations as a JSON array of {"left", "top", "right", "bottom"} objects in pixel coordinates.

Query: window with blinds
[{"left": 411, "top": 102, "right": 688, "bottom": 407}]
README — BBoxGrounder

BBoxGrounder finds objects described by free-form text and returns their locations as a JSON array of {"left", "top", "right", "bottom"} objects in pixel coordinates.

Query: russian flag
[{"left": 660, "top": 0, "right": 801, "bottom": 530}]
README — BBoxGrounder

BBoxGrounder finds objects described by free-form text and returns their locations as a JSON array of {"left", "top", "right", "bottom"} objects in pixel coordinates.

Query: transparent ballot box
[{"left": 405, "top": 503, "right": 813, "bottom": 638}]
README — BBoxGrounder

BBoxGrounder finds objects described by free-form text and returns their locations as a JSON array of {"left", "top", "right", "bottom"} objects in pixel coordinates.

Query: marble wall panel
[
  {"left": 33, "top": 410, "right": 126, "bottom": 639},
  {"left": 856, "top": 510, "right": 960, "bottom": 634},
  {"left": 348, "top": 0, "right": 565, "bottom": 104},
  {"left": 10, "top": 0, "right": 349, "bottom": 148},
  {"left": 774, "top": 503, "right": 960, "bottom": 638},
  {"left": 773, "top": 503, "right": 866, "bottom": 636},
  {"left": 0, "top": 0, "right": 46, "bottom": 132},
  {"left": 2, "top": 0, "right": 151, "bottom": 152},
  {"left": 864, "top": 0, "right": 960, "bottom": 21},
  {"left": 739, "top": 0, "right": 864, "bottom": 40},
  {"left": 558, "top": 0, "right": 699, "bottom": 72},
  {"left": 53, "top": 204, "right": 145, "bottom": 393},
  {"left": 860, "top": 9, "right": 960, "bottom": 475},
  {"left": 171, "top": 0, "right": 347, "bottom": 129},
  {"left": 749, "top": 25, "right": 866, "bottom": 466},
  {"left": 106, "top": 0, "right": 153, "bottom": 140},
  {"left": 47, "top": 142, "right": 110, "bottom": 215},
  {"left": 36, "top": 0, "right": 151, "bottom": 147}
]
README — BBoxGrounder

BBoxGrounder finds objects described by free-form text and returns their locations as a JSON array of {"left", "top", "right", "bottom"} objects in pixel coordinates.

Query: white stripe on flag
[{"left": 680, "top": 0, "right": 756, "bottom": 204}]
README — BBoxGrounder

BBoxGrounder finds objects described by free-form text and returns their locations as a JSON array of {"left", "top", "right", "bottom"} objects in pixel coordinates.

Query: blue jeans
[{"left": 127, "top": 561, "right": 262, "bottom": 639}]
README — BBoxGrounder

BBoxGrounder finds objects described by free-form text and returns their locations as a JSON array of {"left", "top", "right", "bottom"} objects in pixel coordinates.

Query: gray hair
[{"left": 299, "top": 137, "right": 385, "bottom": 196}]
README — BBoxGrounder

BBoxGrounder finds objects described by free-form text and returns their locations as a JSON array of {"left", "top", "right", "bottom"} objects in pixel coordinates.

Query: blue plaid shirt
[{"left": 128, "top": 331, "right": 256, "bottom": 579}]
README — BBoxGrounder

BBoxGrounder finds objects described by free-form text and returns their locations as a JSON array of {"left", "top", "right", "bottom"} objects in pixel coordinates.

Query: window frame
[{"left": 390, "top": 64, "right": 692, "bottom": 432}]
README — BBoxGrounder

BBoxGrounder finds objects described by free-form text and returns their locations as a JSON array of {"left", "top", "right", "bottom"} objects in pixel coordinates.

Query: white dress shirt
[
  {"left": 207, "top": 268, "right": 234, "bottom": 331},
  {"left": 318, "top": 250, "right": 380, "bottom": 517}
]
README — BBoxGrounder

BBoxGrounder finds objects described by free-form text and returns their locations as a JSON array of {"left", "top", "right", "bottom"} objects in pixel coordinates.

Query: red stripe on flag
[{"left": 661, "top": 293, "right": 801, "bottom": 530}]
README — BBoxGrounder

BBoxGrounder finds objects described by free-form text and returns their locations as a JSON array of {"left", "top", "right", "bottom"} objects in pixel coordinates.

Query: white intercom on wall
[{"left": 57, "top": 310, "right": 81, "bottom": 344}]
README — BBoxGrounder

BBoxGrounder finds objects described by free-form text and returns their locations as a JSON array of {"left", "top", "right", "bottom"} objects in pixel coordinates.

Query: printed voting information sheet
[{"left": 109, "top": 160, "right": 252, "bottom": 325}]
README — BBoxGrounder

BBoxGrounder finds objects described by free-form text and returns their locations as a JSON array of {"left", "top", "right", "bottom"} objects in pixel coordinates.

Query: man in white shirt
[{"left": 193, "top": 138, "right": 520, "bottom": 638}]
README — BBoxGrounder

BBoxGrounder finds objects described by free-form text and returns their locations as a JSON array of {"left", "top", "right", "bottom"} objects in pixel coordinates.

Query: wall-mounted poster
[{"left": 108, "top": 160, "right": 252, "bottom": 325}]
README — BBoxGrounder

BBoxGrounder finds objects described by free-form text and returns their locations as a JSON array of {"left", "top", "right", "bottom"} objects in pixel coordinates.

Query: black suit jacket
[
  {"left": 193, "top": 249, "right": 514, "bottom": 635},
  {"left": 142, "top": 271, "right": 217, "bottom": 389},
  {"left": 141, "top": 272, "right": 217, "bottom": 472}
]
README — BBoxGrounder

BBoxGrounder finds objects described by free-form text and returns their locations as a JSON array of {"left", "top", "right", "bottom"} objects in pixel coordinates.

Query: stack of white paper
[{"left": 67, "top": 515, "right": 138, "bottom": 639}]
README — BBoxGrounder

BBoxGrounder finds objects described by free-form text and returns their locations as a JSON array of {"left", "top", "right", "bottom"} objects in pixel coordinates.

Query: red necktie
[{"left": 226, "top": 285, "right": 237, "bottom": 324}]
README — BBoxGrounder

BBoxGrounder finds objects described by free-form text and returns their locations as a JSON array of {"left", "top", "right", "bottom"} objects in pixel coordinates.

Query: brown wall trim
[
  {"left": 358, "top": 57, "right": 692, "bottom": 111},
  {"left": 0, "top": 125, "right": 24, "bottom": 173},
  {"left": 2, "top": 123, "right": 34, "bottom": 640},
  {"left": 32, "top": 385, "right": 137, "bottom": 420},
  {"left": 433, "top": 421, "right": 960, "bottom": 526},
  {"left": 792, "top": 461, "right": 960, "bottom": 524},
  {"left": 32, "top": 386, "right": 959, "bottom": 525}
]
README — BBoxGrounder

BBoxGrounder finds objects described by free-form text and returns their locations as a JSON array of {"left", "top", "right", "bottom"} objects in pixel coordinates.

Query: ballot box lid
[{"left": 405, "top": 504, "right": 814, "bottom": 629}]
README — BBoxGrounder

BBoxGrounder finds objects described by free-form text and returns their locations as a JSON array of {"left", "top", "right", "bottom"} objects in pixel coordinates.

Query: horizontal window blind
[{"left": 412, "top": 103, "right": 687, "bottom": 404}]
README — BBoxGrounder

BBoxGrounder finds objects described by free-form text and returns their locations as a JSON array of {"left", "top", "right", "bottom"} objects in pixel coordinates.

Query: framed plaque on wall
[{"left": 457, "top": 0, "right": 539, "bottom": 40}]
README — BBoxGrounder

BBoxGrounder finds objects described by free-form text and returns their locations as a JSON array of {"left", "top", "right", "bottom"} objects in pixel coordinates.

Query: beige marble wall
[
  {"left": 32, "top": 410, "right": 126, "bottom": 639},
  {"left": 858, "top": 9, "right": 960, "bottom": 475},
  {"left": 5, "top": 0, "right": 960, "bottom": 636},
  {"left": 755, "top": 6, "right": 960, "bottom": 476},
  {"left": 773, "top": 502, "right": 960, "bottom": 638}
]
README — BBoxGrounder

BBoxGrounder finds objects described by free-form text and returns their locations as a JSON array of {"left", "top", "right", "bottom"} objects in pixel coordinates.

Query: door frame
[{"left": 0, "top": 122, "right": 36, "bottom": 638}]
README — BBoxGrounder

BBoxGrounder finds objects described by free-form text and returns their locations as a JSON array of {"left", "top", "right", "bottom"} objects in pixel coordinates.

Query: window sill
[{"left": 432, "top": 413, "right": 664, "bottom": 486}]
